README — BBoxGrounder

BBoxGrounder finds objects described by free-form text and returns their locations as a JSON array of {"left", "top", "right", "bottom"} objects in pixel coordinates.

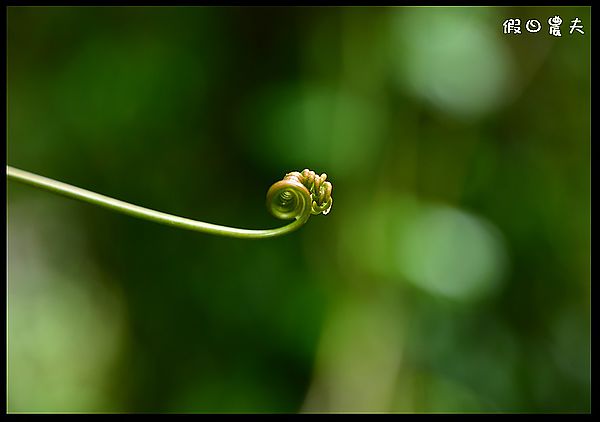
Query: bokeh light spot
[
  {"left": 391, "top": 8, "right": 515, "bottom": 118},
  {"left": 394, "top": 202, "right": 507, "bottom": 301}
]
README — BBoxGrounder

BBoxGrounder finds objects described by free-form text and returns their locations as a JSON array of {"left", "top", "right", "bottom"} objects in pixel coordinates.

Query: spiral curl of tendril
[
  {"left": 266, "top": 169, "right": 333, "bottom": 222},
  {"left": 6, "top": 165, "right": 333, "bottom": 239}
]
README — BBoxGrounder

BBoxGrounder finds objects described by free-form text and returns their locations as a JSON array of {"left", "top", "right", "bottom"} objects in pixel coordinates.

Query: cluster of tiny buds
[{"left": 284, "top": 169, "right": 333, "bottom": 215}]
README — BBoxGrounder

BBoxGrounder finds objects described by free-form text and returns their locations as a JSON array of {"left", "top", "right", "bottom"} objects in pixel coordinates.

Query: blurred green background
[{"left": 7, "top": 6, "right": 590, "bottom": 413}]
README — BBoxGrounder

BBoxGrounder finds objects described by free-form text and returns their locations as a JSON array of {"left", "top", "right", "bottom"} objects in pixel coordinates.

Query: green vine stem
[{"left": 6, "top": 166, "right": 333, "bottom": 239}]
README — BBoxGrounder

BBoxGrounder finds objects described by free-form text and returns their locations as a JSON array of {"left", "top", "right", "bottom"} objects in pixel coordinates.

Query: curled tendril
[
  {"left": 6, "top": 165, "right": 333, "bottom": 239},
  {"left": 266, "top": 169, "right": 334, "bottom": 223}
]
